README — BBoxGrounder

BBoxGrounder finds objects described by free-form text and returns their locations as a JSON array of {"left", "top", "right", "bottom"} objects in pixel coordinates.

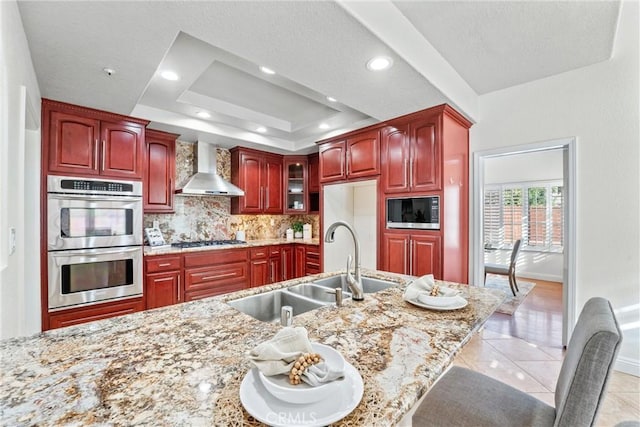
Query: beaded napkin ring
[{"left": 288, "top": 352, "right": 322, "bottom": 385}]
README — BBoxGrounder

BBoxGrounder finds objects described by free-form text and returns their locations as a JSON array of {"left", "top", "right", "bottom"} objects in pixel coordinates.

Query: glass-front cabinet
[{"left": 284, "top": 157, "right": 308, "bottom": 214}]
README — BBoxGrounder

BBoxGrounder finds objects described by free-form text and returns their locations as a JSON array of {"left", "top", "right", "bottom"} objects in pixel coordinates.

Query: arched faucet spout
[{"left": 324, "top": 221, "right": 363, "bottom": 300}]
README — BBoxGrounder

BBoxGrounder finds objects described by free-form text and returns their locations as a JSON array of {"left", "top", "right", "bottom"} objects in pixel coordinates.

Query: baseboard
[
  {"left": 517, "top": 271, "right": 563, "bottom": 283},
  {"left": 615, "top": 356, "right": 640, "bottom": 377}
]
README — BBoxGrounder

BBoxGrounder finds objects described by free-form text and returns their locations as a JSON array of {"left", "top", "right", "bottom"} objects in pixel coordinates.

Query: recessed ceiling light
[
  {"left": 319, "top": 123, "right": 330, "bottom": 130},
  {"left": 366, "top": 56, "right": 393, "bottom": 71},
  {"left": 259, "top": 66, "right": 276, "bottom": 75},
  {"left": 256, "top": 126, "right": 267, "bottom": 133},
  {"left": 196, "top": 111, "right": 211, "bottom": 119},
  {"left": 103, "top": 67, "right": 116, "bottom": 76},
  {"left": 160, "top": 70, "right": 180, "bottom": 81},
  {"left": 326, "top": 96, "right": 337, "bottom": 102}
]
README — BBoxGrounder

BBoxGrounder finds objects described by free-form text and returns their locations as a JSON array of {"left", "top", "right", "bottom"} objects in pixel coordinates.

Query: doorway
[{"left": 472, "top": 138, "right": 576, "bottom": 347}]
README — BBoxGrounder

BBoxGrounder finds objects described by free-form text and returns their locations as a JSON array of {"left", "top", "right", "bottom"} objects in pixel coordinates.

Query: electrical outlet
[
  {"left": 153, "top": 220, "right": 159, "bottom": 229},
  {"left": 9, "top": 227, "right": 16, "bottom": 255},
  {"left": 270, "top": 218, "right": 275, "bottom": 226}
]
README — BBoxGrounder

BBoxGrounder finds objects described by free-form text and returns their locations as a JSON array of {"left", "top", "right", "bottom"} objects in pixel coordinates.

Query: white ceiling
[{"left": 17, "top": 0, "right": 621, "bottom": 154}]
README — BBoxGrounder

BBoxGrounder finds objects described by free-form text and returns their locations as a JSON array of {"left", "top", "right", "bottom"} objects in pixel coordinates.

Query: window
[{"left": 484, "top": 181, "right": 563, "bottom": 251}]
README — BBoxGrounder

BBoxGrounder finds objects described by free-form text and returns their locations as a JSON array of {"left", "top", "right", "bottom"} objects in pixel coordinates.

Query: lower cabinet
[
  {"left": 250, "top": 247, "right": 270, "bottom": 287},
  {"left": 281, "top": 244, "right": 295, "bottom": 281},
  {"left": 294, "top": 245, "right": 306, "bottom": 277},
  {"left": 382, "top": 232, "right": 441, "bottom": 278},
  {"left": 145, "top": 254, "right": 182, "bottom": 309},
  {"left": 304, "top": 245, "right": 321, "bottom": 275},
  {"left": 184, "top": 249, "right": 249, "bottom": 300},
  {"left": 48, "top": 297, "right": 144, "bottom": 329},
  {"left": 269, "top": 246, "right": 282, "bottom": 284}
]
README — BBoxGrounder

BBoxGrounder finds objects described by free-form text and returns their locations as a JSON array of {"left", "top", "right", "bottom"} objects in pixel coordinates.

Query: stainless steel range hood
[{"left": 175, "top": 141, "right": 244, "bottom": 196}]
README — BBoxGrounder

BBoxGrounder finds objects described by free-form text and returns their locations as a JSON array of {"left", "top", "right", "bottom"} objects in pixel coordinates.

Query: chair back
[
  {"left": 554, "top": 297, "right": 622, "bottom": 426},
  {"left": 509, "top": 239, "right": 522, "bottom": 268}
]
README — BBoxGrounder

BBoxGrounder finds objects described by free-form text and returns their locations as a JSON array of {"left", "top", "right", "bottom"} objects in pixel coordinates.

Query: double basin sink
[{"left": 227, "top": 274, "right": 397, "bottom": 323}]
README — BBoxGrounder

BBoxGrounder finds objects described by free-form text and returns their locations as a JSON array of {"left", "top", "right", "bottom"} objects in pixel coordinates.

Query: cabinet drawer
[
  {"left": 185, "top": 262, "right": 248, "bottom": 291},
  {"left": 269, "top": 246, "right": 281, "bottom": 257},
  {"left": 145, "top": 255, "right": 181, "bottom": 273},
  {"left": 185, "top": 282, "right": 245, "bottom": 302},
  {"left": 48, "top": 297, "right": 144, "bottom": 330},
  {"left": 250, "top": 247, "right": 269, "bottom": 259},
  {"left": 184, "top": 249, "right": 248, "bottom": 268}
]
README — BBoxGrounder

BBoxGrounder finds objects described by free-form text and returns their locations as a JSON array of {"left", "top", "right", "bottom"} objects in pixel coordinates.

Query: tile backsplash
[{"left": 144, "top": 141, "right": 319, "bottom": 242}]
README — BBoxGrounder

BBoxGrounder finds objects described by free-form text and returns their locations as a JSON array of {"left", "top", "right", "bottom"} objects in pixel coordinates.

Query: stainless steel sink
[
  {"left": 312, "top": 274, "right": 397, "bottom": 293},
  {"left": 286, "top": 283, "right": 351, "bottom": 303},
  {"left": 227, "top": 290, "right": 325, "bottom": 323}
]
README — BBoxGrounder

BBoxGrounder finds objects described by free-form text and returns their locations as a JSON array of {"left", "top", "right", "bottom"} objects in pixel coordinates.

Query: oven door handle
[
  {"left": 49, "top": 246, "right": 142, "bottom": 257},
  {"left": 47, "top": 193, "right": 142, "bottom": 202}
]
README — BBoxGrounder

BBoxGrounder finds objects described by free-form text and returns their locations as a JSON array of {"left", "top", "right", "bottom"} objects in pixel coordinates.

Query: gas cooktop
[{"left": 171, "top": 240, "right": 246, "bottom": 249}]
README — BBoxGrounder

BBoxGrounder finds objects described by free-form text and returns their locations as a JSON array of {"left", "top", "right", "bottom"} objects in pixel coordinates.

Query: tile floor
[{"left": 400, "top": 279, "right": 640, "bottom": 426}]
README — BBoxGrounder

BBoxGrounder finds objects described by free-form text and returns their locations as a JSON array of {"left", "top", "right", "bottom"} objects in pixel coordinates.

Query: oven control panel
[
  {"left": 61, "top": 179, "right": 133, "bottom": 193},
  {"left": 47, "top": 175, "right": 142, "bottom": 197}
]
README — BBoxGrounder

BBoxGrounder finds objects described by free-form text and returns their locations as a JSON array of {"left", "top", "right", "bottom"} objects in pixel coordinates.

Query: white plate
[
  {"left": 406, "top": 296, "right": 468, "bottom": 311},
  {"left": 240, "top": 361, "right": 363, "bottom": 426}
]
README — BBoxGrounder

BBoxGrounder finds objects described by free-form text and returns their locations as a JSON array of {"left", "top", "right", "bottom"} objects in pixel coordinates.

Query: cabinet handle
[
  {"left": 346, "top": 151, "right": 350, "bottom": 176},
  {"left": 260, "top": 187, "right": 263, "bottom": 209},
  {"left": 283, "top": 257, "right": 287, "bottom": 281},
  {"left": 404, "top": 241, "right": 408, "bottom": 274},
  {"left": 409, "top": 240, "right": 413, "bottom": 275},
  {"left": 101, "top": 140, "right": 106, "bottom": 171},
  {"left": 94, "top": 139, "right": 99, "bottom": 169},
  {"left": 154, "top": 277, "right": 173, "bottom": 282},
  {"left": 177, "top": 276, "right": 181, "bottom": 302},
  {"left": 158, "top": 263, "right": 171, "bottom": 267},
  {"left": 265, "top": 187, "right": 269, "bottom": 206},
  {"left": 409, "top": 158, "right": 413, "bottom": 188},
  {"left": 203, "top": 272, "right": 236, "bottom": 281},
  {"left": 404, "top": 159, "right": 409, "bottom": 188}
]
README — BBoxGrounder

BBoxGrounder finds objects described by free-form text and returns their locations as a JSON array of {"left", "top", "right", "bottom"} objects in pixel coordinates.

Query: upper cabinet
[
  {"left": 42, "top": 99, "right": 148, "bottom": 179},
  {"left": 284, "top": 156, "right": 308, "bottom": 214},
  {"left": 231, "top": 147, "right": 283, "bottom": 214},
  {"left": 381, "top": 116, "right": 440, "bottom": 194},
  {"left": 144, "top": 129, "right": 178, "bottom": 213},
  {"left": 318, "top": 129, "right": 380, "bottom": 183}
]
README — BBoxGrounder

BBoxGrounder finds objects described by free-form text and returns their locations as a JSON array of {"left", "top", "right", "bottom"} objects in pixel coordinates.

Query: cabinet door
[
  {"left": 381, "top": 124, "right": 410, "bottom": 193},
  {"left": 250, "top": 259, "right": 269, "bottom": 287},
  {"left": 307, "top": 153, "right": 320, "bottom": 192},
  {"left": 284, "top": 157, "right": 307, "bottom": 214},
  {"left": 319, "top": 140, "right": 346, "bottom": 183},
  {"left": 282, "top": 245, "right": 295, "bottom": 280},
  {"left": 382, "top": 233, "right": 409, "bottom": 274},
  {"left": 48, "top": 111, "right": 100, "bottom": 175},
  {"left": 238, "top": 152, "right": 263, "bottom": 213},
  {"left": 410, "top": 119, "right": 440, "bottom": 191},
  {"left": 304, "top": 245, "right": 321, "bottom": 275},
  {"left": 263, "top": 155, "right": 283, "bottom": 213},
  {"left": 146, "top": 271, "right": 180, "bottom": 309},
  {"left": 269, "top": 255, "right": 282, "bottom": 284},
  {"left": 347, "top": 129, "right": 380, "bottom": 179},
  {"left": 411, "top": 235, "right": 441, "bottom": 278},
  {"left": 144, "top": 130, "right": 176, "bottom": 213},
  {"left": 294, "top": 245, "right": 306, "bottom": 278},
  {"left": 100, "top": 121, "right": 144, "bottom": 179}
]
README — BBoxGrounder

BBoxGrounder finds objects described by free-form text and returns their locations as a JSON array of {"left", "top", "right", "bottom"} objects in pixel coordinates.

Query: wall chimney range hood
[{"left": 175, "top": 141, "right": 244, "bottom": 196}]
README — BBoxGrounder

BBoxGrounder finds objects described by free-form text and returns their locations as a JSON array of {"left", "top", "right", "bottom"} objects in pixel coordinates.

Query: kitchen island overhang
[{"left": 0, "top": 269, "right": 504, "bottom": 426}]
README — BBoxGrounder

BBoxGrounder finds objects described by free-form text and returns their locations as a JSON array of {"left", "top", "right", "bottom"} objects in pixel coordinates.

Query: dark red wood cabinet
[
  {"left": 42, "top": 99, "right": 148, "bottom": 179},
  {"left": 144, "top": 129, "right": 177, "bottom": 213},
  {"left": 281, "top": 244, "right": 295, "bottom": 281},
  {"left": 183, "top": 249, "right": 249, "bottom": 300},
  {"left": 231, "top": 147, "right": 283, "bottom": 214},
  {"left": 283, "top": 156, "right": 308, "bottom": 214},
  {"left": 48, "top": 298, "right": 144, "bottom": 330},
  {"left": 318, "top": 129, "right": 380, "bottom": 183},
  {"left": 145, "top": 255, "right": 182, "bottom": 309},
  {"left": 381, "top": 232, "right": 441, "bottom": 278}
]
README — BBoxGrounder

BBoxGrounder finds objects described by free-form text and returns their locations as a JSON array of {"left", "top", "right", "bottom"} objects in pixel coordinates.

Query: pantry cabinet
[
  {"left": 42, "top": 99, "right": 148, "bottom": 179},
  {"left": 318, "top": 129, "right": 380, "bottom": 183},
  {"left": 144, "top": 129, "right": 177, "bottom": 213},
  {"left": 231, "top": 147, "right": 283, "bottom": 214}
]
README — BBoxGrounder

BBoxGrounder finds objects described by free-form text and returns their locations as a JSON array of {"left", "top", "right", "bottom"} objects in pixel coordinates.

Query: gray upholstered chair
[
  {"left": 413, "top": 297, "right": 622, "bottom": 427},
  {"left": 485, "top": 239, "right": 522, "bottom": 296}
]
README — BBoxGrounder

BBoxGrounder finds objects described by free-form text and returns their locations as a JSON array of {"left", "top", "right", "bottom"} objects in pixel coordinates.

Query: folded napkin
[
  {"left": 249, "top": 327, "right": 345, "bottom": 386},
  {"left": 403, "top": 274, "right": 462, "bottom": 306},
  {"left": 249, "top": 327, "right": 313, "bottom": 376}
]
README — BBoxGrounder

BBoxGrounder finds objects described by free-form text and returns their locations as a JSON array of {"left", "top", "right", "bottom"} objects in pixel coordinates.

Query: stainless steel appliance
[
  {"left": 386, "top": 196, "right": 440, "bottom": 230},
  {"left": 47, "top": 176, "right": 143, "bottom": 310},
  {"left": 170, "top": 239, "right": 246, "bottom": 249}
]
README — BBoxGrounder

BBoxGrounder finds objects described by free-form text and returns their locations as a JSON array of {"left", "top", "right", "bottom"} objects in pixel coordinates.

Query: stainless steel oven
[
  {"left": 46, "top": 175, "right": 143, "bottom": 310},
  {"left": 48, "top": 246, "right": 142, "bottom": 310}
]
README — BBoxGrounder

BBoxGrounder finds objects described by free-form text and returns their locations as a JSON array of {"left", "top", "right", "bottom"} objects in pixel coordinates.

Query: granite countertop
[
  {"left": 144, "top": 238, "right": 321, "bottom": 256},
  {"left": 0, "top": 270, "right": 504, "bottom": 426}
]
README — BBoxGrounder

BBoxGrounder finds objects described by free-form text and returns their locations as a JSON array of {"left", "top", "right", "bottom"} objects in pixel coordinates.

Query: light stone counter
[
  {"left": 0, "top": 270, "right": 504, "bottom": 426},
  {"left": 143, "top": 238, "right": 320, "bottom": 256}
]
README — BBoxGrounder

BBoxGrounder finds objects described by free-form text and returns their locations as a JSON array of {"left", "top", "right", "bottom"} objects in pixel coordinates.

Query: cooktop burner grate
[{"left": 171, "top": 240, "right": 246, "bottom": 248}]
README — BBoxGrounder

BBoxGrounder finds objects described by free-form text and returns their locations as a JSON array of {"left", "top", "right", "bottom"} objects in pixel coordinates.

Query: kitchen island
[{"left": 1, "top": 270, "right": 503, "bottom": 426}]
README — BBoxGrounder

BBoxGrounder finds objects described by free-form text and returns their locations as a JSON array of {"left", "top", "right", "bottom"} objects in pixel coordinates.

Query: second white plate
[{"left": 406, "top": 296, "right": 468, "bottom": 311}]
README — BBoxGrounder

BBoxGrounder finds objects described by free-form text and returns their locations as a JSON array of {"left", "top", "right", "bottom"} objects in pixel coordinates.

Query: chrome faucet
[{"left": 324, "top": 221, "right": 364, "bottom": 301}]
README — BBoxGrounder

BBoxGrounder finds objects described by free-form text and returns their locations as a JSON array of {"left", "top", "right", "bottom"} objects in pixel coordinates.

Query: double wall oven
[{"left": 47, "top": 176, "right": 143, "bottom": 311}]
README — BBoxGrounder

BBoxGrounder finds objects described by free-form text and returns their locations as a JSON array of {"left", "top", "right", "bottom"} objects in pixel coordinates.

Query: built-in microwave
[{"left": 386, "top": 196, "right": 440, "bottom": 230}]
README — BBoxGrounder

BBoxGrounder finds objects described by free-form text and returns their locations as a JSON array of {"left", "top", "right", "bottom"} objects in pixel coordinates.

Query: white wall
[
  {"left": 471, "top": 1, "right": 639, "bottom": 374},
  {"left": 323, "top": 180, "right": 377, "bottom": 272},
  {"left": 0, "top": 1, "right": 42, "bottom": 338},
  {"left": 484, "top": 150, "right": 563, "bottom": 184}
]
